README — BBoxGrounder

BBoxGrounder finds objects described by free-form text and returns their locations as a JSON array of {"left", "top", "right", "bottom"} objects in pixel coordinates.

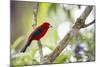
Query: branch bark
[
  {"left": 37, "top": 40, "right": 44, "bottom": 63},
  {"left": 43, "top": 6, "right": 94, "bottom": 64},
  {"left": 79, "top": 6, "right": 93, "bottom": 21},
  {"left": 32, "top": 2, "right": 38, "bottom": 27}
]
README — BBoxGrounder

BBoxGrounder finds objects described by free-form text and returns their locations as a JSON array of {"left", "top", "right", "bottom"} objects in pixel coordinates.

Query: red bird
[{"left": 21, "top": 22, "right": 52, "bottom": 52}]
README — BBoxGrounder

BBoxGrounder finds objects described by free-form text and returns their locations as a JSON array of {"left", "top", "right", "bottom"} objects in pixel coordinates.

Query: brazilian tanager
[{"left": 21, "top": 22, "right": 52, "bottom": 52}]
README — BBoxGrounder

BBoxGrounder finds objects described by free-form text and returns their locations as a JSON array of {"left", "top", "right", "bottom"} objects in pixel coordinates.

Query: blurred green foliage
[{"left": 11, "top": 1, "right": 95, "bottom": 66}]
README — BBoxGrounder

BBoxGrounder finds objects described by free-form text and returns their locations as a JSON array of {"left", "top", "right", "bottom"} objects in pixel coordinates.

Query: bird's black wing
[
  {"left": 21, "top": 27, "right": 44, "bottom": 52},
  {"left": 29, "top": 27, "right": 44, "bottom": 39}
]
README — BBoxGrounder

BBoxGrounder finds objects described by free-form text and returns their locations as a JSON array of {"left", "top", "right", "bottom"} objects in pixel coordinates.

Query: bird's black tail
[{"left": 20, "top": 40, "right": 32, "bottom": 52}]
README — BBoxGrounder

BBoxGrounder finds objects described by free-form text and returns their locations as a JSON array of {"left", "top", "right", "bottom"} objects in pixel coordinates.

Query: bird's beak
[{"left": 49, "top": 25, "right": 52, "bottom": 28}]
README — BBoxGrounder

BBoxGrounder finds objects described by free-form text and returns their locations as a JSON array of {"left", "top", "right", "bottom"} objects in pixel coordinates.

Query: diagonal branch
[
  {"left": 79, "top": 6, "right": 93, "bottom": 21},
  {"left": 43, "top": 6, "right": 93, "bottom": 64}
]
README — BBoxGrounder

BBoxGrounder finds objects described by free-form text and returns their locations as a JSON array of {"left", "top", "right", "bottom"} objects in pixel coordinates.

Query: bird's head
[{"left": 42, "top": 22, "right": 52, "bottom": 28}]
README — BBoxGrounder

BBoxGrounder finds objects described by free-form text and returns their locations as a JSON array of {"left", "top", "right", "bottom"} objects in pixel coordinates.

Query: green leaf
[
  {"left": 54, "top": 50, "right": 72, "bottom": 63},
  {"left": 54, "top": 55, "right": 67, "bottom": 63}
]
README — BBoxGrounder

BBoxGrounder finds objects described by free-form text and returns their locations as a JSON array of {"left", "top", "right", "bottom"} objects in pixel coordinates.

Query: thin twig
[
  {"left": 43, "top": 6, "right": 93, "bottom": 64},
  {"left": 32, "top": 2, "right": 38, "bottom": 26},
  {"left": 33, "top": 3, "right": 44, "bottom": 63},
  {"left": 82, "top": 19, "right": 95, "bottom": 28},
  {"left": 37, "top": 40, "right": 44, "bottom": 63}
]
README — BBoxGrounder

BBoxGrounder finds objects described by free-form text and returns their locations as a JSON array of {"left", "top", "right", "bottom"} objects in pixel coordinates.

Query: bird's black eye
[{"left": 49, "top": 25, "right": 52, "bottom": 28}]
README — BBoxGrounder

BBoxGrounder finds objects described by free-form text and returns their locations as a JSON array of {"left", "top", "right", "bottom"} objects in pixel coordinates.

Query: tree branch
[
  {"left": 33, "top": 3, "right": 44, "bottom": 63},
  {"left": 32, "top": 2, "right": 38, "bottom": 27},
  {"left": 43, "top": 6, "right": 93, "bottom": 64},
  {"left": 82, "top": 19, "right": 95, "bottom": 28},
  {"left": 37, "top": 40, "right": 44, "bottom": 63},
  {"left": 79, "top": 6, "right": 93, "bottom": 21}
]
